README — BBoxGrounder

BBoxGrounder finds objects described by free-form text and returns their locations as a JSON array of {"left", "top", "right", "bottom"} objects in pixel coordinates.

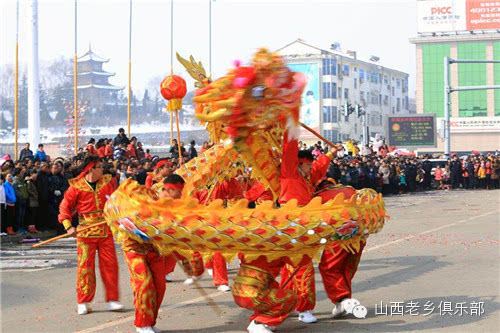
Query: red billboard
[{"left": 466, "top": 0, "right": 500, "bottom": 30}]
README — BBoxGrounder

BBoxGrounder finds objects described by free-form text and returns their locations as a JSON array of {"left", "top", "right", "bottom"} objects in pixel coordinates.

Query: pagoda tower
[{"left": 68, "top": 45, "right": 123, "bottom": 108}]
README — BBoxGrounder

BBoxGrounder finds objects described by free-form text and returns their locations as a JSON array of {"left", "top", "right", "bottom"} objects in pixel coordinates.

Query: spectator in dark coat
[
  {"left": 188, "top": 140, "right": 198, "bottom": 160},
  {"left": 48, "top": 162, "right": 69, "bottom": 235},
  {"left": 422, "top": 158, "right": 433, "bottom": 189},
  {"left": 450, "top": 156, "right": 462, "bottom": 189},
  {"left": 36, "top": 161, "right": 51, "bottom": 230},
  {"left": 113, "top": 128, "right": 130, "bottom": 147},
  {"left": 20, "top": 143, "right": 34, "bottom": 161}
]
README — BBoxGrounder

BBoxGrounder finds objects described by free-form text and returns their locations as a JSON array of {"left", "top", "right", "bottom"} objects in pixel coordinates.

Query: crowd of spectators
[{"left": 1, "top": 128, "right": 498, "bottom": 237}]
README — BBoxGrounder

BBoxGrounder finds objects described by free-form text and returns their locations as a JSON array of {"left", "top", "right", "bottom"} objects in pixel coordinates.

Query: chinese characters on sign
[
  {"left": 449, "top": 118, "right": 500, "bottom": 133},
  {"left": 375, "top": 301, "right": 485, "bottom": 316},
  {"left": 466, "top": 0, "right": 500, "bottom": 30},
  {"left": 388, "top": 115, "right": 436, "bottom": 147}
]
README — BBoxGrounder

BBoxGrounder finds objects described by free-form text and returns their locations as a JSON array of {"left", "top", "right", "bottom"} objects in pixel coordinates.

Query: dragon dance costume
[
  {"left": 104, "top": 48, "right": 388, "bottom": 333},
  {"left": 232, "top": 132, "right": 333, "bottom": 326},
  {"left": 58, "top": 173, "right": 120, "bottom": 306}
]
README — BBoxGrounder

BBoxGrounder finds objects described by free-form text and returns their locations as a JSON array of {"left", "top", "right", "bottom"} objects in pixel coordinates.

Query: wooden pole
[
  {"left": 127, "top": 0, "right": 132, "bottom": 138},
  {"left": 175, "top": 109, "right": 182, "bottom": 165},
  {"left": 300, "top": 122, "right": 340, "bottom": 149},
  {"left": 170, "top": 111, "right": 174, "bottom": 145},
  {"left": 14, "top": 0, "right": 19, "bottom": 160},
  {"left": 32, "top": 221, "right": 107, "bottom": 248}
]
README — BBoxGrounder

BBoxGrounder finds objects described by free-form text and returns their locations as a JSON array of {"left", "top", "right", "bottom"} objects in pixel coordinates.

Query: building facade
[
  {"left": 277, "top": 40, "right": 410, "bottom": 144},
  {"left": 67, "top": 46, "right": 123, "bottom": 108},
  {"left": 410, "top": 0, "right": 500, "bottom": 152}
]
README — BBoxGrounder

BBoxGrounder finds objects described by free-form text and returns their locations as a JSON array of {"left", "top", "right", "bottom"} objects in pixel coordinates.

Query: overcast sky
[{"left": 0, "top": 0, "right": 418, "bottom": 98}]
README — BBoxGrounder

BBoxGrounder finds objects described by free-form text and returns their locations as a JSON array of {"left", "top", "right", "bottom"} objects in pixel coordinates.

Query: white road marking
[
  {"left": 1, "top": 267, "right": 54, "bottom": 273},
  {"left": 364, "top": 210, "right": 497, "bottom": 253},
  {"left": 77, "top": 290, "right": 226, "bottom": 333}
]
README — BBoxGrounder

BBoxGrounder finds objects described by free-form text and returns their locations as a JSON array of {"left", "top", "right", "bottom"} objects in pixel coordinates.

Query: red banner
[{"left": 466, "top": 0, "right": 500, "bottom": 30}]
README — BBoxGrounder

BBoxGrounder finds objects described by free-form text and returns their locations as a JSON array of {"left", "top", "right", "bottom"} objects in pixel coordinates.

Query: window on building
[
  {"left": 343, "top": 65, "right": 349, "bottom": 76},
  {"left": 405, "top": 96, "right": 409, "bottom": 110},
  {"left": 422, "top": 43, "right": 451, "bottom": 117},
  {"left": 354, "top": 123, "right": 357, "bottom": 134},
  {"left": 354, "top": 78, "right": 357, "bottom": 89},
  {"left": 397, "top": 79, "right": 401, "bottom": 88},
  {"left": 397, "top": 98, "right": 401, "bottom": 112},
  {"left": 338, "top": 64, "right": 341, "bottom": 76},
  {"left": 344, "top": 88, "right": 349, "bottom": 99},
  {"left": 323, "top": 130, "right": 338, "bottom": 142},
  {"left": 323, "top": 59, "right": 330, "bottom": 75},
  {"left": 354, "top": 67, "right": 357, "bottom": 72},
  {"left": 331, "top": 82, "right": 337, "bottom": 99},
  {"left": 458, "top": 42, "right": 488, "bottom": 117},
  {"left": 380, "top": 115, "right": 383, "bottom": 125},
  {"left": 324, "top": 106, "right": 338, "bottom": 123},
  {"left": 338, "top": 87, "right": 341, "bottom": 98},
  {"left": 379, "top": 94, "right": 382, "bottom": 105},
  {"left": 371, "top": 71, "right": 378, "bottom": 84},
  {"left": 392, "top": 86, "right": 395, "bottom": 96},
  {"left": 360, "top": 91, "right": 365, "bottom": 101},
  {"left": 323, "top": 106, "right": 331, "bottom": 123},
  {"left": 323, "top": 82, "right": 330, "bottom": 99},
  {"left": 392, "top": 107, "right": 395, "bottom": 114},
  {"left": 331, "top": 59, "right": 337, "bottom": 75},
  {"left": 367, "top": 71, "right": 370, "bottom": 80},
  {"left": 384, "top": 75, "right": 388, "bottom": 84},
  {"left": 379, "top": 73, "right": 383, "bottom": 83},
  {"left": 360, "top": 69, "right": 364, "bottom": 78},
  {"left": 384, "top": 95, "right": 389, "bottom": 105}
]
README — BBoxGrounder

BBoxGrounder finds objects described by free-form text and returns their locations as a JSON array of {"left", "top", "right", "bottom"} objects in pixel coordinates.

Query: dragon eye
[{"left": 251, "top": 85, "right": 266, "bottom": 100}]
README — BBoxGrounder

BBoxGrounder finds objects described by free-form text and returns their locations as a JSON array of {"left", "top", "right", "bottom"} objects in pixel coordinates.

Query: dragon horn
[{"left": 196, "top": 108, "right": 230, "bottom": 122}]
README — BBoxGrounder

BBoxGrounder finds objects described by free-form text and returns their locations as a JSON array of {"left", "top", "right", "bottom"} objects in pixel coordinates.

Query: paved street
[{"left": 1, "top": 190, "right": 499, "bottom": 333}]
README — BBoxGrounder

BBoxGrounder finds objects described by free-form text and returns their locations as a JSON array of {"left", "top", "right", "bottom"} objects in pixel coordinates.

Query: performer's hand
[
  {"left": 66, "top": 227, "right": 77, "bottom": 237},
  {"left": 329, "top": 144, "right": 342, "bottom": 156}
]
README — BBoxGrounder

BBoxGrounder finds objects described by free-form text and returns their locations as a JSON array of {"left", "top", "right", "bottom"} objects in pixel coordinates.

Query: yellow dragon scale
[{"left": 104, "top": 179, "right": 387, "bottom": 266}]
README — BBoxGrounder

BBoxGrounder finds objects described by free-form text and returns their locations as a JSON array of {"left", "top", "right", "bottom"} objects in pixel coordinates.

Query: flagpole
[
  {"left": 14, "top": 0, "right": 19, "bottom": 160},
  {"left": 127, "top": 0, "right": 132, "bottom": 138},
  {"left": 170, "top": 0, "right": 173, "bottom": 76},
  {"left": 74, "top": 0, "right": 78, "bottom": 155}
]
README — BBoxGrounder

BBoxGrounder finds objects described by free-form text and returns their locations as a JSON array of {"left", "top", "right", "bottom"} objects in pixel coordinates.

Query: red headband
[
  {"left": 163, "top": 182, "right": 184, "bottom": 190},
  {"left": 298, "top": 158, "right": 313, "bottom": 164},
  {"left": 154, "top": 160, "right": 170, "bottom": 169},
  {"left": 77, "top": 161, "right": 97, "bottom": 179}
]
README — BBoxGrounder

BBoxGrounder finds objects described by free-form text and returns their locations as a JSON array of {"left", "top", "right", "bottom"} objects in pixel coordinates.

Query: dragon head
[{"left": 193, "top": 48, "right": 306, "bottom": 141}]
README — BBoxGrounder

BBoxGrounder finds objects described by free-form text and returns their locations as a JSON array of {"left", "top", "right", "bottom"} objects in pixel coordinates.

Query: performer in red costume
[
  {"left": 315, "top": 180, "right": 367, "bottom": 318},
  {"left": 233, "top": 131, "right": 338, "bottom": 333},
  {"left": 121, "top": 174, "right": 185, "bottom": 333},
  {"left": 58, "top": 156, "right": 123, "bottom": 315},
  {"left": 278, "top": 132, "right": 336, "bottom": 324},
  {"left": 145, "top": 158, "right": 172, "bottom": 189}
]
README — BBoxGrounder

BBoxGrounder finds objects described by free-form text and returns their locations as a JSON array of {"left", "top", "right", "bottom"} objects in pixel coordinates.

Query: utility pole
[{"left": 443, "top": 57, "right": 500, "bottom": 157}]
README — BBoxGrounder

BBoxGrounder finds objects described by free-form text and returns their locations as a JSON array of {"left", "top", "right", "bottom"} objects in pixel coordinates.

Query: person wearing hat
[
  {"left": 58, "top": 156, "right": 123, "bottom": 315},
  {"left": 121, "top": 174, "right": 185, "bottom": 333}
]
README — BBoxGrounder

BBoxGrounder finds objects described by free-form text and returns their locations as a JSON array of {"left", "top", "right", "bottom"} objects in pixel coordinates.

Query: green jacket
[{"left": 14, "top": 177, "right": 29, "bottom": 201}]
